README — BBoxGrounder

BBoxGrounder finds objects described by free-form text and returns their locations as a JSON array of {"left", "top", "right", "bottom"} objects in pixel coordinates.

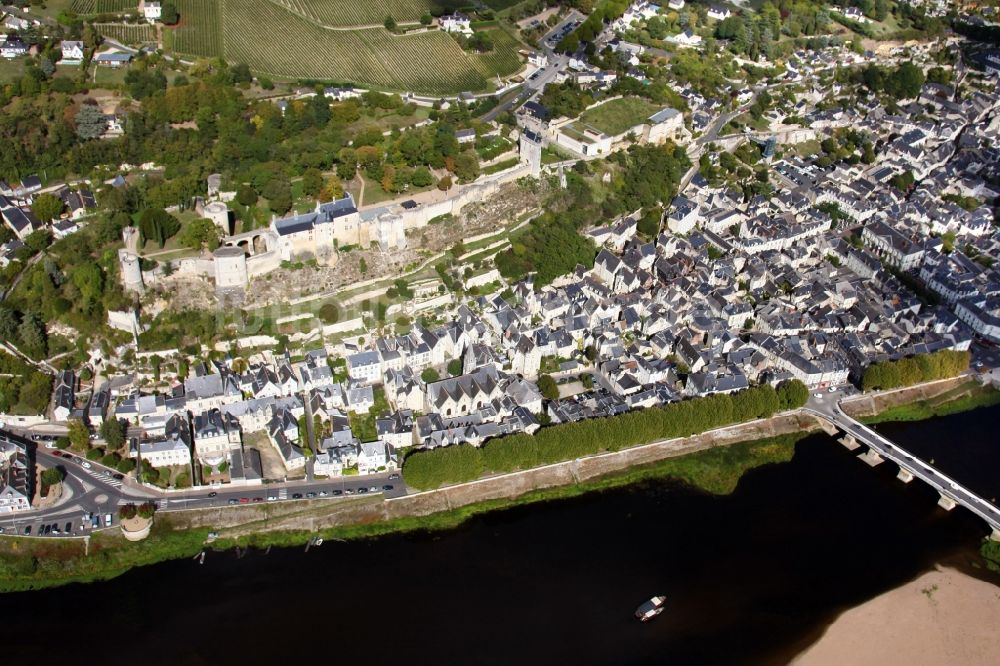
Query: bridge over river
[{"left": 806, "top": 398, "right": 1000, "bottom": 541}]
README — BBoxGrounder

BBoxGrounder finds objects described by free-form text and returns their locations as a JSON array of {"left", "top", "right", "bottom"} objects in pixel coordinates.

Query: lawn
[
  {"left": 0, "top": 58, "right": 25, "bottom": 84},
  {"left": 349, "top": 387, "right": 391, "bottom": 442},
  {"left": 577, "top": 96, "right": 662, "bottom": 136}
]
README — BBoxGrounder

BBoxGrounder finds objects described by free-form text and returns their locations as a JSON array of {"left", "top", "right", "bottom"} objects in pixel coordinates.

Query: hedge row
[
  {"left": 402, "top": 380, "right": 809, "bottom": 490},
  {"left": 861, "top": 349, "right": 970, "bottom": 392}
]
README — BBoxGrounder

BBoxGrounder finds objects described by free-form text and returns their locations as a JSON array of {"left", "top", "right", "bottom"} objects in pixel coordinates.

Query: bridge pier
[
  {"left": 859, "top": 450, "right": 884, "bottom": 467},
  {"left": 839, "top": 434, "right": 861, "bottom": 451},
  {"left": 937, "top": 494, "right": 957, "bottom": 511},
  {"left": 896, "top": 468, "right": 914, "bottom": 484},
  {"left": 991, "top": 528, "right": 1000, "bottom": 543}
]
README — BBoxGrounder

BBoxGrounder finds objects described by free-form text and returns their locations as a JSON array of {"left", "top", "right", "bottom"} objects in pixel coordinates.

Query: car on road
[
  {"left": 208, "top": 491, "right": 218, "bottom": 498},
  {"left": 267, "top": 495, "right": 277, "bottom": 501},
  {"left": 228, "top": 498, "right": 239, "bottom": 505},
  {"left": 81, "top": 461, "right": 92, "bottom": 469},
  {"left": 382, "top": 485, "right": 394, "bottom": 491},
  {"left": 44, "top": 441, "right": 58, "bottom": 449},
  {"left": 388, "top": 473, "right": 400, "bottom": 480},
  {"left": 318, "top": 490, "right": 328, "bottom": 497},
  {"left": 291, "top": 493, "right": 303, "bottom": 499},
  {"left": 369, "top": 486, "right": 377, "bottom": 492},
  {"left": 252, "top": 497, "right": 263, "bottom": 503},
  {"left": 345, "top": 488, "right": 355, "bottom": 495},
  {"left": 72, "top": 456, "right": 81, "bottom": 463},
  {"left": 813, "top": 393, "right": 822, "bottom": 398},
  {"left": 827, "top": 386, "right": 837, "bottom": 393},
  {"left": 357, "top": 487, "right": 368, "bottom": 494},
  {"left": 305, "top": 492, "right": 316, "bottom": 498},
  {"left": 239, "top": 497, "right": 249, "bottom": 504},
  {"left": 331, "top": 489, "right": 342, "bottom": 496}
]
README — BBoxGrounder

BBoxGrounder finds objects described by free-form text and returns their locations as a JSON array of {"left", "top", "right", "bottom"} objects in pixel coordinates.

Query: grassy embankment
[
  {"left": 0, "top": 432, "right": 803, "bottom": 592},
  {"left": 861, "top": 380, "right": 1000, "bottom": 425},
  {"left": 3, "top": 383, "right": 998, "bottom": 592}
]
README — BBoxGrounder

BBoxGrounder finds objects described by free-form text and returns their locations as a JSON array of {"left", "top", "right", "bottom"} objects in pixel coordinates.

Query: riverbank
[
  {"left": 793, "top": 567, "right": 1000, "bottom": 666},
  {"left": 1, "top": 380, "right": 997, "bottom": 592}
]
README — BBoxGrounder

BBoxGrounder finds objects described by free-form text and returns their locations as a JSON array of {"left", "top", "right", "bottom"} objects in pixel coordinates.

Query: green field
[
  {"left": 578, "top": 96, "right": 662, "bottom": 136},
  {"left": 95, "top": 22, "right": 158, "bottom": 44},
  {"left": 168, "top": 0, "right": 523, "bottom": 93},
  {"left": 71, "top": 0, "right": 137, "bottom": 13},
  {"left": 268, "top": 0, "right": 465, "bottom": 26}
]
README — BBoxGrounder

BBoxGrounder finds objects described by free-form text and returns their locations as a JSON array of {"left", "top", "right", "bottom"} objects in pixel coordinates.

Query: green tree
[
  {"left": 100, "top": 418, "right": 125, "bottom": 450},
  {"left": 302, "top": 168, "right": 324, "bottom": 198},
  {"left": 67, "top": 419, "right": 91, "bottom": 451},
  {"left": 236, "top": 184, "right": 257, "bottom": 207},
  {"left": 31, "top": 193, "right": 64, "bottom": 223},
  {"left": 74, "top": 104, "right": 106, "bottom": 139},
  {"left": 263, "top": 176, "right": 293, "bottom": 214},
  {"left": 447, "top": 358, "right": 464, "bottom": 376},
  {"left": 776, "top": 379, "right": 809, "bottom": 410},
  {"left": 178, "top": 218, "right": 223, "bottom": 251},
  {"left": 537, "top": 374, "right": 559, "bottom": 401},
  {"left": 138, "top": 209, "right": 182, "bottom": 248},
  {"left": 161, "top": 1, "right": 179, "bottom": 24},
  {"left": 384, "top": 15, "right": 397, "bottom": 31},
  {"left": 421, "top": 367, "right": 440, "bottom": 383}
]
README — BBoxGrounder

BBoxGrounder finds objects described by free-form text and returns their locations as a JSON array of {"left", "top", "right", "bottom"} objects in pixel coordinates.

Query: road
[
  {"left": 0, "top": 428, "right": 408, "bottom": 539},
  {"left": 806, "top": 391, "right": 1000, "bottom": 536},
  {"left": 480, "top": 11, "right": 582, "bottom": 124}
]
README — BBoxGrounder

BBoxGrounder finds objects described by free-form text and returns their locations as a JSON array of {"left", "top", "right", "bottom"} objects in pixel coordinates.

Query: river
[{"left": 1, "top": 406, "right": 998, "bottom": 665}]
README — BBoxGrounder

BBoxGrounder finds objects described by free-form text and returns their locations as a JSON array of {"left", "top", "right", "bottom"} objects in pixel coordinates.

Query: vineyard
[
  {"left": 171, "top": 0, "right": 222, "bottom": 58},
  {"left": 95, "top": 22, "right": 157, "bottom": 44},
  {"left": 71, "top": 0, "right": 137, "bottom": 13},
  {"left": 203, "top": 0, "right": 523, "bottom": 93},
  {"left": 267, "top": 0, "right": 465, "bottom": 27}
]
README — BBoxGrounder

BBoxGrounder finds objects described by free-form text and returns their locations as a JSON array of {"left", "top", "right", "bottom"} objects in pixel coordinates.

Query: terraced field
[
  {"left": 71, "top": 0, "right": 136, "bottom": 13},
  {"left": 95, "top": 22, "right": 158, "bottom": 44},
  {"left": 173, "top": 0, "right": 222, "bottom": 58},
  {"left": 269, "top": 0, "right": 464, "bottom": 27},
  {"left": 169, "top": 0, "right": 523, "bottom": 94}
]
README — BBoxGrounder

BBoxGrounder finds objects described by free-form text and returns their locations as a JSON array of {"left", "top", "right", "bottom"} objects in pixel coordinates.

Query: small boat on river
[{"left": 635, "top": 595, "right": 667, "bottom": 622}]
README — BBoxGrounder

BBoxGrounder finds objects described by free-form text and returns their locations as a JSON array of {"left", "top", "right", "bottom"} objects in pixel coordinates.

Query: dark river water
[{"left": 2, "top": 406, "right": 999, "bottom": 666}]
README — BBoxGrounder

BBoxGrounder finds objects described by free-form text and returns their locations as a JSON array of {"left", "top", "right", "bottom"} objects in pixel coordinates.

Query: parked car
[
  {"left": 382, "top": 485, "right": 394, "bottom": 491},
  {"left": 357, "top": 487, "right": 368, "bottom": 494},
  {"left": 318, "top": 490, "right": 328, "bottom": 497},
  {"left": 305, "top": 492, "right": 316, "bottom": 498},
  {"left": 208, "top": 491, "right": 218, "bottom": 498},
  {"left": 252, "top": 497, "right": 263, "bottom": 503},
  {"left": 331, "top": 489, "right": 343, "bottom": 496},
  {"left": 238, "top": 497, "right": 249, "bottom": 504},
  {"left": 104, "top": 514, "right": 112, "bottom": 527},
  {"left": 228, "top": 498, "right": 239, "bottom": 505},
  {"left": 112, "top": 473, "right": 124, "bottom": 480},
  {"left": 81, "top": 461, "right": 92, "bottom": 469},
  {"left": 91, "top": 515, "right": 99, "bottom": 528},
  {"left": 291, "top": 493, "right": 303, "bottom": 499},
  {"left": 388, "top": 473, "right": 400, "bottom": 480}
]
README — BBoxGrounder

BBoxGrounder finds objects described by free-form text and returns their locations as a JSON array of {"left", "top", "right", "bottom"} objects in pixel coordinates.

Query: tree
[
  {"left": 160, "top": 1, "right": 179, "bottom": 24},
  {"left": 453, "top": 151, "right": 480, "bottom": 182},
  {"left": 776, "top": 379, "right": 809, "bottom": 410},
  {"left": 437, "top": 176, "right": 452, "bottom": 191},
  {"left": 138, "top": 209, "right": 182, "bottom": 248},
  {"left": 100, "top": 418, "right": 125, "bottom": 450},
  {"left": 420, "top": 13, "right": 432, "bottom": 25},
  {"left": 537, "top": 374, "right": 559, "bottom": 401},
  {"left": 17, "top": 313, "right": 47, "bottom": 359},
  {"left": 421, "top": 367, "right": 440, "bottom": 383},
  {"left": 67, "top": 419, "right": 91, "bottom": 451},
  {"left": 384, "top": 15, "right": 397, "bottom": 31},
  {"left": 31, "top": 193, "right": 63, "bottom": 223},
  {"left": 178, "top": 218, "right": 223, "bottom": 251},
  {"left": 447, "top": 358, "right": 464, "bottom": 376},
  {"left": 262, "top": 176, "right": 293, "bottom": 214},
  {"left": 302, "top": 168, "right": 324, "bottom": 198},
  {"left": 74, "top": 104, "right": 107, "bottom": 139},
  {"left": 236, "top": 184, "right": 257, "bottom": 206}
]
